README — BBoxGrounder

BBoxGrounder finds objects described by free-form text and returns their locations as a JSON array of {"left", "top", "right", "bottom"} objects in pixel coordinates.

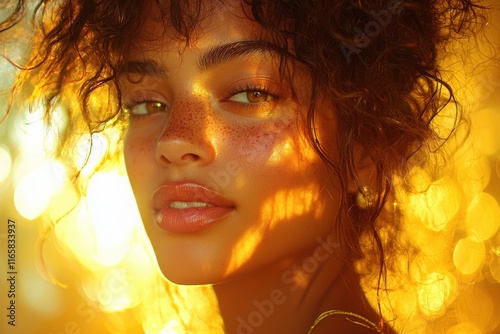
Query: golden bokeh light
[
  {"left": 44, "top": 177, "right": 80, "bottom": 225},
  {"left": 0, "top": 144, "right": 11, "bottom": 182},
  {"left": 446, "top": 323, "right": 484, "bottom": 334},
  {"left": 82, "top": 268, "right": 134, "bottom": 312},
  {"left": 72, "top": 133, "right": 109, "bottom": 175},
  {"left": 407, "top": 176, "right": 461, "bottom": 232},
  {"left": 496, "top": 156, "right": 500, "bottom": 179},
  {"left": 53, "top": 201, "right": 100, "bottom": 266},
  {"left": 386, "top": 287, "right": 418, "bottom": 324},
  {"left": 141, "top": 283, "right": 224, "bottom": 334},
  {"left": 489, "top": 253, "right": 500, "bottom": 283},
  {"left": 14, "top": 172, "right": 52, "bottom": 220},
  {"left": 417, "top": 271, "right": 456, "bottom": 317},
  {"left": 86, "top": 171, "right": 141, "bottom": 266},
  {"left": 470, "top": 108, "right": 500, "bottom": 155},
  {"left": 466, "top": 192, "right": 500, "bottom": 241},
  {"left": 490, "top": 231, "right": 500, "bottom": 283},
  {"left": 453, "top": 237, "right": 486, "bottom": 276},
  {"left": 9, "top": 105, "right": 67, "bottom": 159},
  {"left": 456, "top": 155, "right": 492, "bottom": 201},
  {"left": 431, "top": 103, "right": 462, "bottom": 140},
  {"left": 14, "top": 160, "right": 68, "bottom": 220},
  {"left": 21, "top": 267, "right": 63, "bottom": 316},
  {"left": 456, "top": 287, "right": 496, "bottom": 333},
  {"left": 404, "top": 167, "right": 432, "bottom": 193}
]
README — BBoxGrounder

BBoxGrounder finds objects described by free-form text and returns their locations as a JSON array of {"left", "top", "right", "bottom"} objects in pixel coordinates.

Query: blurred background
[{"left": 0, "top": 1, "right": 500, "bottom": 334}]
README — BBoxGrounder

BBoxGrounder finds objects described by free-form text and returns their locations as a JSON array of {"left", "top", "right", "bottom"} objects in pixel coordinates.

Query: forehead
[{"left": 136, "top": 0, "right": 264, "bottom": 51}]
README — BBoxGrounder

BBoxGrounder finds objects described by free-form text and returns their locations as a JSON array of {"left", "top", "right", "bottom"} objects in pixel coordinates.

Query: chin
[{"left": 154, "top": 256, "right": 229, "bottom": 286}]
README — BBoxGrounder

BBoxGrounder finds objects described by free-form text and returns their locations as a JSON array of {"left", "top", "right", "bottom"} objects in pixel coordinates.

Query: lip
[{"left": 152, "top": 182, "right": 235, "bottom": 233}]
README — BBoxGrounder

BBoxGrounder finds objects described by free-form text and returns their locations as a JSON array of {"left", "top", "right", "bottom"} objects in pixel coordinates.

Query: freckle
[{"left": 128, "top": 134, "right": 156, "bottom": 155}]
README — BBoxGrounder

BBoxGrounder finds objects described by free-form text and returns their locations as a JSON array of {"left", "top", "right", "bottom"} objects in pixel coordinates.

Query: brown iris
[
  {"left": 246, "top": 91, "right": 271, "bottom": 103},
  {"left": 145, "top": 101, "right": 167, "bottom": 113}
]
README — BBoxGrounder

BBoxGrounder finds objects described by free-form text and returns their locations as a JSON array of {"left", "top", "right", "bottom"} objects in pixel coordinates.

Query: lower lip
[{"left": 155, "top": 206, "right": 234, "bottom": 233}]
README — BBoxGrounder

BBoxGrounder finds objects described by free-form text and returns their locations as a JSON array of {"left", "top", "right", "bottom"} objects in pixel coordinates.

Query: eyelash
[
  {"left": 227, "top": 84, "right": 281, "bottom": 103},
  {"left": 123, "top": 98, "right": 168, "bottom": 117}
]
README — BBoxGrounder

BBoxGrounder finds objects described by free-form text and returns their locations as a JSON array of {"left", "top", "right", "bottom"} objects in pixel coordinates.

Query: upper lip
[{"left": 152, "top": 182, "right": 236, "bottom": 210}]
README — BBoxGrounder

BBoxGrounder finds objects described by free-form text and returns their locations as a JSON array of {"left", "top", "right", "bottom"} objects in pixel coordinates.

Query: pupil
[
  {"left": 248, "top": 91, "right": 266, "bottom": 102},
  {"left": 147, "top": 102, "right": 163, "bottom": 112}
]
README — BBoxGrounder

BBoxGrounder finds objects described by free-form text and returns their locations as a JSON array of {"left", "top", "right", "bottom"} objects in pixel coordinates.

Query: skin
[{"left": 123, "top": 1, "right": 378, "bottom": 332}]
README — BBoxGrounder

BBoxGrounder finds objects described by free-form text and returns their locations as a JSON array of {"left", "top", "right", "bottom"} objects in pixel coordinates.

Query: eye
[
  {"left": 223, "top": 84, "right": 282, "bottom": 118},
  {"left": 126, "top": 101, "right": 168, "bottom": 116},
  {"left": 229, "top": 90, "right": 274, "bottom": 103}
]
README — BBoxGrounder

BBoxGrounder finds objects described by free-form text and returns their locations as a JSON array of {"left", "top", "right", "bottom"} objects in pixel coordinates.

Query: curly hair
[{"left": 1, "top": 0, "right": 488, "bottom": 328}]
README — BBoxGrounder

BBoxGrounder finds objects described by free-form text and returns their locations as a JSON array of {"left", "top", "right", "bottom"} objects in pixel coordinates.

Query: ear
[
  {"left": 347, "top": 144, "right": 377, "bottom": 194},
  {"left": 347, "top": 145, "right": 380, "bottom": 209}
]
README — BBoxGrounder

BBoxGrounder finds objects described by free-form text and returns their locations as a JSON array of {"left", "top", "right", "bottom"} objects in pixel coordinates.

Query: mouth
[
  {"left": 152, "top": 182, "right": 235, "bottom": 233},
  {"left": 168, "top": 201, "right": 214, "bottom": 209}
]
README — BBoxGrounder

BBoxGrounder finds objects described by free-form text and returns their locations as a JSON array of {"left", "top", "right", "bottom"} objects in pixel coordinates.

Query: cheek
[
  {"left": 123, "top": 125, "right": 158, "bottom": 194},
  {"left": 222, "top": 118, "right": 300, "bottom": 166},
  {"left": 123, "top": 113, "right": 169, "bottom": 165},
  {"left": 124, "top": 134, "right": 154, "bottom": 162},
  {"left": 222, "top": 115, "right": 327, "bottom": 203}
]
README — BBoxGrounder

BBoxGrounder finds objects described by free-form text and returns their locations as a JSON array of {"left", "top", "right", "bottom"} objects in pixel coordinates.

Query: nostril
[
  {"left": 159, "top": 155, "right": 170, "bottom": 165},
  {"left": 183, "top": 153, "right": 200, "bottom": 161},
  {"left": 182, "top": 153, "right": 201, "bottom": 161}
]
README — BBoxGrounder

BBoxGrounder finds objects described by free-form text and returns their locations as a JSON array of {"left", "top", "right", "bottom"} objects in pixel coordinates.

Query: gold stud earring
[{"left": 356, "top": 186, "right": 375, "bottom": 209}]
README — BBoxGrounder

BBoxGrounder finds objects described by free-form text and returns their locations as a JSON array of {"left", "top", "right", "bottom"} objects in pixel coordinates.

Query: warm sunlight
[
  {"left": 0, "top": 145, "right": 11, "bottom": 182},
  {"left": 224, "top": 184, "right": 324, "bottom": 275},
  {"left": 417, "top": 271, "right": 455, "bottom": 317},
  {"left": 14, "top": 160, "right": 67, "bottom": 220},
  {"left": 0, "top": 2, "right": 499, "bottom": 333}
]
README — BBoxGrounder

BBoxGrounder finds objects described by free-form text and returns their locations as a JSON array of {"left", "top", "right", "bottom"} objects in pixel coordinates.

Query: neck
[{"left": 213, "top": 243, "right": 379, "bottom": 334}]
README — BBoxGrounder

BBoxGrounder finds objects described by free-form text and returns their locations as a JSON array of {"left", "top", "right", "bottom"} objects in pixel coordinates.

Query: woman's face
[{"left": 122, "top": 1, "right": 341, "bottom": 284}]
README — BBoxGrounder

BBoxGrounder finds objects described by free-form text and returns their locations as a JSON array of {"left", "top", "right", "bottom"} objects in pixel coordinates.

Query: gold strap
[{"left": 307, "top": 310, "right": 382, "bottom": 334}]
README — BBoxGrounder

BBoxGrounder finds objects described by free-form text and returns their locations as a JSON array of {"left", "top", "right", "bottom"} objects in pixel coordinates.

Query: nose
[{"left": 155, "top": 97, "right": 216, "bottom": 167}]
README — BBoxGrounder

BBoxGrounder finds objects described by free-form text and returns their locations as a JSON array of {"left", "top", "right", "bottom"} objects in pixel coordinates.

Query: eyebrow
[
  {"left": 121, "top": 59, "right": 169, "bottom": 78},
  {"left": 121, "top": 40, "right": 284, "bottom": 78},
  {"left": 197, "top": 40, "right": 283, "bottom": 70}
]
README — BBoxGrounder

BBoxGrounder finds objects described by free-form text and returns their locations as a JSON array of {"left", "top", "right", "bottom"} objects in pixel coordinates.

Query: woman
[{"left": 1, "top": 0, "right": 492, "bottom": 333}]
